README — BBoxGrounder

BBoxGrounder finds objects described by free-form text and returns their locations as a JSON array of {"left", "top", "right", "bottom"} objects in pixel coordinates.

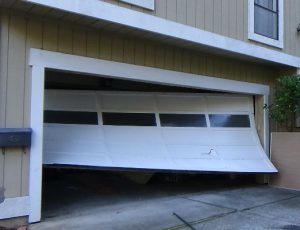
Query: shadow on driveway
[{"left": 29, "top": 169, "right": 300, "bottom": 230}]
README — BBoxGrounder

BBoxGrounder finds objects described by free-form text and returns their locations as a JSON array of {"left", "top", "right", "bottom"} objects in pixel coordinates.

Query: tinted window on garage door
[
  {"left": 102, "top": 112, "right": 156, "bottom": 126},
  {"left": 159, "top": 114, "right": 207, "bottom": 127},
  {"left": 44, "top": 110, "right": 98, "bottom": 125},
  {"left": 209, "top": 114, "right": 250, "bottom": 127}
]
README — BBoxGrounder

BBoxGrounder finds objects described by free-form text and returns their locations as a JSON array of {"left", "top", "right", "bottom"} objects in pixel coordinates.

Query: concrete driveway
[{"left": 29, "top": 171, "right": 300, "bottom": 230}]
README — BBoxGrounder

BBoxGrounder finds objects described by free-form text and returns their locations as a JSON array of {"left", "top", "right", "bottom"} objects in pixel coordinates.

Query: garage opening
[{"left": 40, "top": 69, "right": 276, "bottom": 220}]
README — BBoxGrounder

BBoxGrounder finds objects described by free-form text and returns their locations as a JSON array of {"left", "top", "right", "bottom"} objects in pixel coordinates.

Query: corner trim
[
  {"left": 0, "top": 196, "right": 29, "bottom": 219},
  {"left": 23, "top": 0, "right": 300, "bottom": 68},
  {"left": 29, "top": 66, "right": 45, "bottom": 223}
]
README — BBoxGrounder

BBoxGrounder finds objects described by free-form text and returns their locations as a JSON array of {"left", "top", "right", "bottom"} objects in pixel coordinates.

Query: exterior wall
[
  {"left": 104, "top": 0, "right": 248, "bottom": 42},
  {"left": 101, "top": 0, "right": 300, "bottom": 57},
  {"left": 270, "top": 133, "right": 300, "bottom": 190},
  {"left": 0, "top": 10, "right": 283, "bottom": 199},
  {"left": 0, "top": 13, "right": 29, "bottom": 200}
]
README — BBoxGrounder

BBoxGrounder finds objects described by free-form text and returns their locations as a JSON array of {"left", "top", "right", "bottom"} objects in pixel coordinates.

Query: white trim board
[
  {"left": 28, "top": 66, "right": 45, "bottom": 223},
  {"left": 23, "top": 0, "right": 300, "bottom": 68},
  {"left": 29, "top": 49, "right": 269, "bottom": 95},
  {"left": 0, "top": 196, "right": 30, "bottom": 219},
  {"left": 119, "top": 0, "right": 154, "bottom": 10},
  {"left": 28, "top": 48, "right": 270, "bottom": 223},
  {"left": 248, "top": 0, "right": 284, "bottom": 49}
]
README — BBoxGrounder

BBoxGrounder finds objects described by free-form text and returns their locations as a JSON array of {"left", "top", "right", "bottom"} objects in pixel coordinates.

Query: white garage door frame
[{"left": 28, "top": 48, "right": 270, "bottom": 223}]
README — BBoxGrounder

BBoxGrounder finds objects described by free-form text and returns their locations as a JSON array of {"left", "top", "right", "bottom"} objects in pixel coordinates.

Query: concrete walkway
[{"left": 30, "top": 185, "right": 300, "bottom": 230}]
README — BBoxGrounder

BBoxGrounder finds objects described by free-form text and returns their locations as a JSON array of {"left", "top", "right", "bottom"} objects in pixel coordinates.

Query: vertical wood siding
[
  {"left": 0, "top": 11, "right": 282, "bottom": 198},
  {"left": 0, "top": 14, "right": 9, "bottom": 193},
  {"left": 284, "top": 0, "right": 300, "bottom": 57},
  {"left": 100, "top": 0, "right": 300, "bottom": 57},
  {"left": 102, "top": 0, "right": 248, "bottom": 43},
  {"left": 0, "top": 14, "right": 26, "bottom": 198}
]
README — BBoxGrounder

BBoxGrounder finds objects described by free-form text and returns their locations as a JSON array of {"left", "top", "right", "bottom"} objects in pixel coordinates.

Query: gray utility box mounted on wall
[{"left": 0, "top": 128, "right": 32, "bottom": 148}]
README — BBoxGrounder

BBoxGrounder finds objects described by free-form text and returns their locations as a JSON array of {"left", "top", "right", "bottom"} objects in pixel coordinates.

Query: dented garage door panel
[{"left": 43, "top": 90, "right": 277, "bottom": 173}]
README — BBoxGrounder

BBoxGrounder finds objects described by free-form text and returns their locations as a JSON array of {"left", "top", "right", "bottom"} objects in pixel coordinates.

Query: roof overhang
[{"left": 18, "top": 0, "right": 300, "bottom": 68}]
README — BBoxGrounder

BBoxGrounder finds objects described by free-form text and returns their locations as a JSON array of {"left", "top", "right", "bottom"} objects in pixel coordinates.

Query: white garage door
[{"left": 43, "top": 90, "right": 277, "bottom": 173}]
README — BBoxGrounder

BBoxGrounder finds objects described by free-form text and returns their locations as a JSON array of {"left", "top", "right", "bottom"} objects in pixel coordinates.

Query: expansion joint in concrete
[{"left": 240, "top": 195, "right": 300, "bottom": 212}]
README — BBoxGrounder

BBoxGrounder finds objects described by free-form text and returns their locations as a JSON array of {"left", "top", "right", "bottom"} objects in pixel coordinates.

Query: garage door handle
[{"left": 201, "top": 149, "right": 214, "bottom": 155}]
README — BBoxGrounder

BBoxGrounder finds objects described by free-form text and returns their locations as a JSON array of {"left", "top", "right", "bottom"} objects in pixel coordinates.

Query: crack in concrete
[
  {"left": 165, "top": 193, "right": 300, "bottom": 230},
  {"left": 161, "top": 196, "right": 237, "bottom": 230},
  {"left": 280, "top": 225, "right": 300, "bottom": 230},
  {"left": 243, "top": 196, "right": 300, "bottom": 227},
  {"left": 178, "top": 196, "right": 237, "bottom": 212},
  {"left": 178, "top": 193, "right": 300, "bottom": 213},
  {"left": 163, "top": 210, "right": 237, "bottom": 230},
  {"left": 240, "top": 195, "right": 300, "bottom": 212}
]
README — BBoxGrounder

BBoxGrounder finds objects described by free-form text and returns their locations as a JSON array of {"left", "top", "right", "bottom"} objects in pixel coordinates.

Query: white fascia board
[
  {"left": 29, "top": 48, "right": 269, "bottom": 95},
  {"left": 22, "top": 0, "right": 300, "bottom": 68},
  {"left": 119, "top": 0, "right": 154, "bottom": 10},
  {"left": 0, "top": 196, "right": 30, "bottom": 219}
]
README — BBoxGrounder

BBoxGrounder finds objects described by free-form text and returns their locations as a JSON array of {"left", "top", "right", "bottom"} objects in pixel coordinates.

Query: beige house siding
[
  {"left": 0, "top": 10, "right": 286, "bottom": 198},
  {"left": 100, "top": 0, "right": 300, "bottom": 57},
  {"left": 270, "top": 133, "right": 300, "bottom": 190},
  {"left": 103, "top": 0, "right": 247, "bottom": 42}
]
